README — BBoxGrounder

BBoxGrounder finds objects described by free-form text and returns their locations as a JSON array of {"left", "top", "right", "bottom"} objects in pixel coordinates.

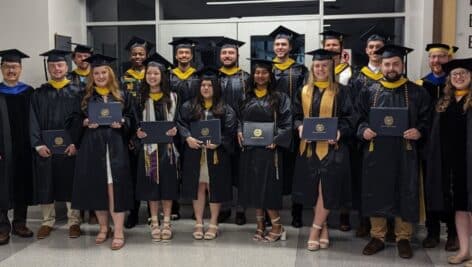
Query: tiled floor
[{"left": 0, "top": 204, "right": 461, "bottom": 267}]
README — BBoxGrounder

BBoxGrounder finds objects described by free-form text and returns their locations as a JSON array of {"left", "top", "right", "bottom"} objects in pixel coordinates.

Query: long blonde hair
[
  {"left": 81, "top": 65, "right": 123, "bottom": 110},
  {"left": 305, "top": 59, "right": 339, "bottom": 94},
  {"left": 435, "top": 75, "right": 472, "bottom": 113}
]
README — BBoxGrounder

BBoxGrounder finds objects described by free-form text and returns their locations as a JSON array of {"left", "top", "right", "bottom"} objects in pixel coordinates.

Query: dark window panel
[
  {"left": 324, "top": 0, "right": 404, "bottom": 15},
  {"left": 86, "top": 0, "right": 155, "bottom": 22}
]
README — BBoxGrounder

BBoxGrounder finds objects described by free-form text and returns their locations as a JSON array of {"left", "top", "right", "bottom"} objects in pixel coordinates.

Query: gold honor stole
[
  {"left": 172, "top": 67, "right": 197, "bottom": 80},
  {"left": 48, "top": 78, "right": 71, "bottom": 90},
  {"left": 360, "top": 66, "right": 383, "bottom": 81},
  {"left": 273, "top": 58, "right": 295, "bottom": 71},
  {"left": 125, "top": 68, "right": 145, "bottom": 80}
]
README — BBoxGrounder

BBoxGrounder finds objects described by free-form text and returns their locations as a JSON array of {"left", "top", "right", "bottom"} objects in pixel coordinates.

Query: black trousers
[
  {"left": 425, "top": 210, "right": 456, "bottom": 237},
  {"left": 0, "top": 204, "right": 27, "bottom": 234}
]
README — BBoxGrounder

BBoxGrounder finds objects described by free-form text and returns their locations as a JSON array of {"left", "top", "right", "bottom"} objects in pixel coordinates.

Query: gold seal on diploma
[
  {"left": 54, "top": 136, "right": 64, "bottom": 146},
  {"left": 384, "top": 115, "right": 394, "bottom": 127},
  {"left": 201, "top": 127, "right": 210, "bottom": 136},
  {"left": 100, "top": 108, "right": 110, "bottom": 117},
  {"left": 315, "top": 123, "right": 326, "bottom": 133},
  {"left": 253, "top": 128, "right": 263, "bottom": 137}
]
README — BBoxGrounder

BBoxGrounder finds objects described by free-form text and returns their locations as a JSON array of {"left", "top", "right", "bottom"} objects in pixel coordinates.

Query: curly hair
[
  {"left": 435, "top": 74, "right": 472, "bottom": 113},
  {"left": 81, "top": 65, "right": 123, "bottom": 110}
]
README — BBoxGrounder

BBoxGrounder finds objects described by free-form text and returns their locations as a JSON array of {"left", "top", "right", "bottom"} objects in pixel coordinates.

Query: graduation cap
[
  {"left": 143, "top": 52, "right": 173, "bottom": 70},
  {"left": 359, "top": 25, "right": 393, "bottom": 43},
  {"left": 269, "top": 25, "right": 301, "bottom": 43},
  {"left": 247, "top": 58, "right": 274, "bottom": 70},
  {"left": 216, "top": 37, "right": 245, "bottom": 49},
  {"left": 425, "top": 43, "right": 459, "bottom": 56},
  {"left": 375, "top": 44, "right": 413, "bottom": 59},
  {"left": 125, "top": 36, "right": 154, "bottom": 52},
  {"left": 442, "top": 58, "right": 472, "bottom": 74},
  {"left": 320, "top": 29, "right": 346, "bottom": 42},
  {"left": 70, "top": 42, "right": 93, "bottom": 54},
  {"left": 169, "top": 38, "right": 198, "bottom": 50},
  {"left": 83, "top": 53, "right": 116, "bottom": 68},
  {"left": 0, "top": 49, "right": 29, "bottom": 63},
  {"left": 305, "top": 49, "right": 340, "bottom": 61},
  {"left": 197, "top": 66, "right": 219, "bottom": 80},
  {"left": 39, "top": 49, "right": 71, "bottom": 62}
]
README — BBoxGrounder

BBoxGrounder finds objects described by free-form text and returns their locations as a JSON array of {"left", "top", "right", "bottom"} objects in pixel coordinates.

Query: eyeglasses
[
  {"left": 1, "top": 64, "right": 21, "bottom": 70},
  {"left": 451, "top": 70, "right": 470, "bottom": 78}
]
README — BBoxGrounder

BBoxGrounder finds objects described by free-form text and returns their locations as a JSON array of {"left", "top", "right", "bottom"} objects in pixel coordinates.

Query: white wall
[
  {"left": 0, "top": 0, "right": 86, "bottom": 87},
  {"left": 456, "top": 0, "right": 472, "bottom": 59}
]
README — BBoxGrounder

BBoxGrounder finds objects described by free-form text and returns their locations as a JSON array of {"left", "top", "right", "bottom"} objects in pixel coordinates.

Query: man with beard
[
  {"left": 357, "top": 45, "right": 431, "bottom": 259},
  {"left": 417, "top": 43, "right": 459, "bottom": 251},
  {"left": 0, "top": 49, "right": 35, "bottom": 245},
  {"left": 321, "top": 30, "right": 352, "bottom": 86},
  {"left": 67, "top": 43, "right": 93, "bottom": 91},
  {"left": 269, "top": 26, "right": 307, "bottom": 228},
  {"left": 216, "top": 37, "right": 250, "bottom": 225}
]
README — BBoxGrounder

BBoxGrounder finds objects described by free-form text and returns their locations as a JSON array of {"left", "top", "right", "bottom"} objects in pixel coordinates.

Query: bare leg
[
  {"left": 108, "top": 184, "right": 125, "bottom": 249},
  {"left": 192, "top": 183, "right": 207, "bottom": 239},
  {"left": 161, "top": 200, "right": 173, "bottom": 240},
  {"left": 265, "top": 209, "right": 285, "bottom": 242},
  {"left": 454, "top": 211, "right": 472, "bottom": 258},
  {"left": 95, "top": 210, "right": 109, "bottom": 244},
  {"left": 254, "top": 209, "right": 266, "bottom": 240},
  {"left": 205, "top": 202, "right": 220, "bottom": 239}
]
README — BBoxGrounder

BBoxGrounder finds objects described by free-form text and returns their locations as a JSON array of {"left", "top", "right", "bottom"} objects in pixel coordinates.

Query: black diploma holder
[
  {"left": 42, "top": 129, "right": 72, "bottom": 154},
  {"left": 140, "top": 121, "right": 176, "bottom": 144},
  {"left": 190, "top": 119, "right": 222, "bottom": 145},
  {"left": 88, "top": 101, "right": 122, "bottom": 126},
  {"left": 242, "top": 121, "right": 274, "bottom": 146},
  {"left": 301, "top": 117, "right": 338, "bottom": 141},
  {"left": 369, "top": 107, "right": 409, "bottom": 136}
]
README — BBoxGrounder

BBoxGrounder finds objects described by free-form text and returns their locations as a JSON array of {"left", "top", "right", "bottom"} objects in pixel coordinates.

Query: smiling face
[
  {"left": 312, "top": 59, "right": 330, "bottom": 82},
  {"left": 381, "top": 56, "right": 404, "bottom": 82},
  {"left": 1, "top": 61, "right": 22, "bottom": 84},
  {"left": 428, "top": 50, "right": 449, "bottom": 75},
  {"left": 130, "top": 46, "right": 147, "bottom": 68},
  {"left": 47, "top": 61, "right": 68, "bottom": 81},
  {"left": 145, "top": 66, "right": 162, "bottom": 89},
  {"left": 73, "top": 52, "right": 91, "bottom": 70},
  {"left": 254, "top": 67, "right": 271, "bottom": 87},
  {"left": 273, "top": 38, "right": 291, "bottom": 59},
  {"left": 365, "top": 40, "right": 384, "bottom": 64},
  {"left": 450, "top": 68, "right": 471, "bottom": 90},
  {"left": 200, "top": 80, "right": 214, "bottom": 100},
  {"left": 220, "top": 47, "right": 238, "bottom": 67},
  {"left": 92, "top": 65, "right": 110, "bottom": 88},
  {"left": 175, "top": 48, "right": 193, "bottom": 65}
]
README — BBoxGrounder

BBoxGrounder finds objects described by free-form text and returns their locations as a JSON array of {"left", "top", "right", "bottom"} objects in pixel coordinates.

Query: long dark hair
[
  {"left": 140, "top": 62, "right": 173, "bottom": 111},
  {"left": 244, "top": 63, "right": 279, "bottom": 111},
  {"left": 436, "top": 74, "right": 472, "bottom": 113},
  {"left": 190, "top": 78, "right": 225, "bottom": 120}
]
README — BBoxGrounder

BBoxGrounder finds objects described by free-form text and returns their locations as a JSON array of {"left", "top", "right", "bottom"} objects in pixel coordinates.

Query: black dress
[
  {"left": 356, "top": 80, "right": 432, "bottom": 222},
  {"left": 30, "top": 82, "right": 82, "bottom": 204},
  {"left": 177, "top": 101, "right": 237, "bottom": 203},
  {"left": 237, "top": 92, "right": 292, "bottom": 209},
  {"left": 72, "top": 91, "right": 135, "bottom": 212},
  {"left": 426, "top": 97, "right": 472, "bottom": 212},
  {"left": 135, "top": 94, "right": 180, "bottom": 201},
  {"left": 292, "top": 85, "right": 353, "bottom": 209}
]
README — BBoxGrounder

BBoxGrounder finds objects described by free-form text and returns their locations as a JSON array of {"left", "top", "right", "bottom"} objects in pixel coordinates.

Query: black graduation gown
[
  {"left": 219, "top": 69, "right": 250, "bottom": 112},
  {"left": 0, "top": 95, "right": 13, "bottom": 209},
  {"left": 292, "top": 85, "right": 353, "bottom": 209},
  {"left": 30, "top": 83, "right": 82, "bottom": 204},
  {"left": 67, "top": 71, "right": 88, "bottom": 91},
  {"left": 177, "top": 101, "right": 237, "bottom": 203},
  {"left": 72, "top": 92, "right": 135, "bottom": 212},
  {"left": 356, "top": 80, "right": 431, "bottom": 222},
  {"left": 417, "top": 76, "right": 445, "bottom": 106},
  {"left": 169, "top": 70, "right": 200, "bottom": 107},
  {"left": 238, "top": 92, "right": 292, "bottom": 209},
  {"left": 426, "top": 99, "right": 472, "bottom": 212},
  {"left": 0, "top": 84, "right": 35, "bottom": 207},
  {"left": 121, "top": 70, "right": 145, "bottom": 105},
  {"left": 135, "top": 96, "right": 179, "bottom": 201}
]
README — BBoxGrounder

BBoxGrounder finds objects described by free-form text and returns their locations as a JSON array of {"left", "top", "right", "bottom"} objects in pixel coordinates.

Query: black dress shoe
[
  {"left": 218, "top": 210, "right": 231, "bottom": 223},
  {"left": 235, "top": 211, "right": 246, "bottom": 225},
  {"left": 171, "top": 201, "right": 180, "bottom": 221},
  {"left": 422, "top": 235, "right": 440, "bottom": 248},
  {"left": 12, "top": 224, "right": 34, "bottom": 238},
  {"left": 363, "top": 238, "right": 385, "bottom": 255},
  {"left": 291, "top": 216, "right": 303, "bottom": 228},
  {"left": 339, "top": 212, "right": 351, "bottom": 232},
  {"left": 124, "top": 213, "right": 138, "bottom": 229},
  {"left": 397, "top": 239, "right": 413, "bottom": 259},
  {"left": 0, "top": 232, "right": 10, "bottom": 245},
  {"left": 445, "top": 235, "right": 459, "bottom": 251}
]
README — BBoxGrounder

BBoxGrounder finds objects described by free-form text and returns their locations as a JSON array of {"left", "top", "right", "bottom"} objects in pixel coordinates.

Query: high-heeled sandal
[
  {"left": 161, "top": 219, "right": 173, "bottom": 241},
  {"left": 264, "top": 217, "right": 286, "bottom": 242},
  {"left": 150, "top": 221, "right": 161, "bottom": 242},
  {"left": 465, "top": 259, "right": 472, "bottom": 267},
  {"left": 192, "top": 223, "right": 204, "bottom": 240},
  {"left": 253, "top": 216, "right": 266, "bottom": 241},
  {"left": 111, "top": 236, "right": 125, "bottom": 250},
  {"left": 204, "top": 224, "right": 218, "bottom": 240},
  {"left": 447, "top": 254, "right": 471, "bottom": 264},
  {"left": 95, "top": 227, "right": 112, "bottom": 245},
  {"left": 320, "top": 222, "right": 330, "bottom": 249},
  {"left": 307, "top": 224, "right": 322, "bottom": 251}
]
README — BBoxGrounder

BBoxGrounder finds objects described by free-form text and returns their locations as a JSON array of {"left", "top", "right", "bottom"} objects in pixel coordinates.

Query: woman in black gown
[
  {"left": 292, "top": 49, "right": 353, "bottom": 251},
  {"left": 177, "top": 68, "right": 237, "bottom": 240},
  {"left": 72, "top": 54, "right": 135, "bottom": 250},
  {"left": 135, "top": 54, "right": 179, "bottom": 242},
  {"left": 237, "top": 59, "right": 292, "bottom": 242},
  {"left": 426, "top": 58, "right": 472, "bottom": 265}
]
